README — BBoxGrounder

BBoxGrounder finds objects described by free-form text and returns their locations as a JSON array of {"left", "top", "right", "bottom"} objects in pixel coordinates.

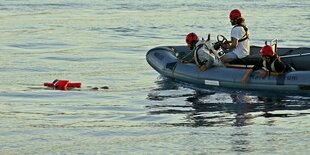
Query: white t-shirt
[{"left": 231, "top": 26, "right": 250, "bottom": 58}]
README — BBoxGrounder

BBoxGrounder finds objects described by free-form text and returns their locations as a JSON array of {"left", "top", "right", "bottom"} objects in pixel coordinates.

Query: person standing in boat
[
  {"left": 241, "top": 45, "right": 294, "bottom": 85},
  {"left": 220, "top": 9, "right": 250, "bottom": 63},
  {"left": 184, "top": 32, "right": 221, "bottom": 71}
]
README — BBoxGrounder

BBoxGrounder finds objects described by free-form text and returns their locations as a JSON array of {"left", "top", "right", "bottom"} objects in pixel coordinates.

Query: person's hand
[
  {"left": 260, "top": 70, "right": 268, "bottom": 78},
  {"left": 199, "top": 65, "right": 207, "bottom": 71},
  {"left": 222, "top": 42, "right": 230, "bottom": 49}
]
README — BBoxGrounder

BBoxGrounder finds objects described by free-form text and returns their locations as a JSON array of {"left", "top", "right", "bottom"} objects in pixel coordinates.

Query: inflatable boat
[{"left": 146, "top": 45, "right": 310, "bottom": 95}]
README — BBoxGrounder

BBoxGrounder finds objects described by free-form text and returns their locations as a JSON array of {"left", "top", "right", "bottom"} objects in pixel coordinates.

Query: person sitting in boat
[
  {"left": 241, "top": 45, "right": 295, "bottom": 85},
  {"left": 184, "top": 32, "right": 220, "bottom": 71},
  {"left": 219, "top": 9, "right": 250, "bottom": 64}
]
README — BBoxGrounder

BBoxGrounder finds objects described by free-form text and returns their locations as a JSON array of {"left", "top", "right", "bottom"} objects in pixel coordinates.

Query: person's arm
[
  {"left": 223, "top": 38, "right": 238, "bottom": 50},
  {"left": 270, "top": 72, "right": 284, "bottom": 76},
  {"left": 242, "top": 61, "right": 264, "bottom": 85},
  {"left": 260, "top": 70, "right": 284, "bottom": 77},
  {"left": 241, "top": 68, "right": 254, "bottom": 86},
  {"left": 225, "top": 26, "right": 243, "bottom": 50},
  {"left": 197, "top": 49, "right": 208, "bottom": 71},
  {"left": 229, "top": 37, "right": 238, "bottom": 50}
]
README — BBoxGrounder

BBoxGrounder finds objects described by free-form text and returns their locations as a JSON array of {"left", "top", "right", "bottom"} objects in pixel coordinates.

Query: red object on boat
[{"left": 44, "top": 79, "right": 81, "bottom": 90}]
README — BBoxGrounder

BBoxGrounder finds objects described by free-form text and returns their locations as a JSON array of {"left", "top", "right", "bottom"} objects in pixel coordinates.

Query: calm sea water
[{"left": 0, "top": 0, "right": 309, "bottom": 154}]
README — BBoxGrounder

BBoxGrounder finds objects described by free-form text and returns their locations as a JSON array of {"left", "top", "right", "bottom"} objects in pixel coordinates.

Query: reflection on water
[{"left": 147, "top": 76, "right": 310, "bottom": 127}]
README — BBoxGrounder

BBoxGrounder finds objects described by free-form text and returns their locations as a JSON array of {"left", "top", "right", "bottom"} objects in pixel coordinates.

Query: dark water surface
[{"left": 0, "top": 0, "right": 309, "bottom": 154}]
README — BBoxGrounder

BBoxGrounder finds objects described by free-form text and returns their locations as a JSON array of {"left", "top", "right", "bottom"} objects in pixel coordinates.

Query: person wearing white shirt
[{"left": 220, "top": 9, "right": 250, "bottom": 63}]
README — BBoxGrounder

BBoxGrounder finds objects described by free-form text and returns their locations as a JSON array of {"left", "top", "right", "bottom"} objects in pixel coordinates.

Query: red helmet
[
  {"left": 186, "top": 32, "right": 199, "bottom": 45},
  {"left": 229, "top": 9, "right": 241, "bottom": 20},
  {"left": 260, "top": 45, "right": 274, "bottom": 56}
]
